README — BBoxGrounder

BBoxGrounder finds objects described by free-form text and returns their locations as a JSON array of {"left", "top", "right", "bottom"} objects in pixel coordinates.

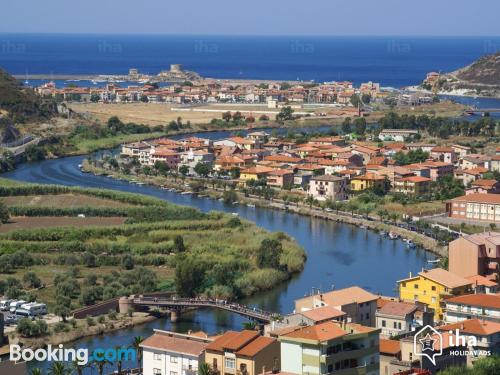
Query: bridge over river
[{"left": 119, "top": 296, "right": 276, "bottom": 323}]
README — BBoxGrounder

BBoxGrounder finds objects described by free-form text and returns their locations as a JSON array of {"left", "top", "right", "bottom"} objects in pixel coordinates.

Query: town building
[
  {"left": 375, "top": 301, "right": 418, "bottom": 338},
  {"left": 448, "top": 232, "right": 500, "bottom": 282},
  {"left": 204, "top": 330, "right": 280, "bottom": 375},
  {"left": 447, "top": 194, "right": 500, "bottom": 223},
  {"left": 308, "top": 175, "right": 348, "bottom": 201},
  {"left": 466, "top": 179, "right": 500, "bottom": 195},
  {"left": 278, "top": 321, "right": 380, "bottom": 375},
  {"left": 294, "top": 286, "right": 378, "bottom": 327},
  {"left": 266, "top": 169, "right": 295, "bottom": 189},
  {"left": 350, "top": 173, "right": 387, "bottom": 192},
  {"left": 379, "top": 129, "right": 419, "bottom": 142},
  {"left": 438, "top": 319, "right": 500, "bottom": 365},
  {"left": 444, "top": 294, "right": 500, "bottom": 323},
  {"left": 398, "top": 268, "right": 472, "bottom": 321},
  {"left": 393, "top": 176, "right": 431, "bottom": 196},
  {"left": 140, "top": 330, "right": 212, "bottom": 375},
  {"left": 430, "top": 147, "right": 456, "bottom": 164}
]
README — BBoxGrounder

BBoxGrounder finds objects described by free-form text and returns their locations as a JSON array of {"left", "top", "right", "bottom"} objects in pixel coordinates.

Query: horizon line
[{"left": 1, "top": 32, "right": 500, "bottom": 38}]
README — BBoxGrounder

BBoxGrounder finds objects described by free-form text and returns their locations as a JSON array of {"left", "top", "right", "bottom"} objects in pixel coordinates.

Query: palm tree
[
  {"left": 130, "top": 336, "right": 145, "bottom": 369},
  {"left": 93, "top": 359, "right": 109, "bottom": 375},
  {"left": 198, "top": 363, "right": 212, "bottom": 375},
  {"left": 114, "top": 345, "right": 124, "bottom": 375},
  {"left": 242, "top": 321, "right": 256, "bottom": 330},
  {"left": 30, "top": 369, "right": 43, "bottom": 375},
  {"left": 48, "top": 362, "right": 69, "bottom": 375},
  {"left": 70, "top": 359, "right": 86, "bottom": 375}
]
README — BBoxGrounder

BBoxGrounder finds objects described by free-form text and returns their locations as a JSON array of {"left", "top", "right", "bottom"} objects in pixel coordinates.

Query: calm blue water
[{"left": 1, "top": 34, "right": 500, "bottom": 86}]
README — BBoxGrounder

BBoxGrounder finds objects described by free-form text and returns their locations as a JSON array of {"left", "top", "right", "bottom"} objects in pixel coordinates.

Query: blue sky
[{"left": 2, "top": 0, "right": 500, "bottom": 36}]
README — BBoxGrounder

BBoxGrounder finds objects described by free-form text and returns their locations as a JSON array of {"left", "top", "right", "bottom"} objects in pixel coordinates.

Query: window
[
  {"left": 432, "top": 286, "right": 436, "bottom": 291},
  {"left": 382, "top": 320, "right": 386, "bottom": 327},
  {"left": 414, "top": 284, "right": 419, "bottom": 289},
  {"left": 170, "top": 372, "right": 177, "bottom": 375},
  {"left": 366, "top": 313, "right": 369, "bottom": 320},
  {"left": 154, "top": 353, "right": 162, "bottom": 361},
  {"left": 398, "top": 322, "right": 402, "bottom": 329},
  {"left": 225, "top": 358, "right": 236, "bottom": 369},
  {"left": 328, "top": 364, "right": 333, "bottom": 372},
  {"left": 153, "top": 369, "right": 161, "bottom": 375},
  {"left": 170, "top": 356, "right": 178, "bottom": 363},
  {"left": 240, "top": 364, "right": 247, "bottom": 372},
  {"left": 431, "top": 297, "right": 436, "bottom": 304},
  {"left": 393, "top": 322, "right": 397, "bottom": 329},
  {"left": 213, "top": 358, "right": 218, "bottom": 369}
]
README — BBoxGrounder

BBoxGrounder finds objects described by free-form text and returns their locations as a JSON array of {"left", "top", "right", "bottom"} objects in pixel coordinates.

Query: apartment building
[
  {"left": 140, "top": 330, "right": 212, "bottom": 375},
  {"left": 375, "top": 301, "right": 418, "bottom": 338},
  {"left": 350, "top": 173, "right": 387, "bottom": 192},
  {"left": 279, "top": 321, "right": 380, "bottom": 375},
  {"left": 398, "top": 268, "right": 472, "bottom": 321},
  {"left": 294, "top": 286, "right": 378, "bottom": 327},
  {"left": 204, "top": 330, "right": 280, "bottom": 375},
  {"left": 447, "top": 193, "right": 500, "bottom": 223},
  {"left": 308, "top": 175, "right": 348, "bottom": 201},
  {"left": 444, "top": 294, "right": 500, "bottom": 323},
  {"left": 378, "top": 129, "right": 419, "bottom": 142},
  {"left": 393, "top": 176, "right": 431, "bottom": 196},
  {"left": 438, "top": 319, "right": 500, "bottom": 365},
  {"left": 448, "top": 232, "right": 500, "bottom": 282}
]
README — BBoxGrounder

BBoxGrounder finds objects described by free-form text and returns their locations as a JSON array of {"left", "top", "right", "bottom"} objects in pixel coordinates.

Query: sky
[{"left": 1, "top": 0, "right": 500, "bottom": 36}]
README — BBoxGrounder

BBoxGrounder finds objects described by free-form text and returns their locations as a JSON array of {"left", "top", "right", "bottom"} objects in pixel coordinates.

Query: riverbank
[
  {"left": 8, "top": 312, "right": 156, "bottom": 349},
  {"left": 82, "top": 161, "right": 447, "bottom": 257}
]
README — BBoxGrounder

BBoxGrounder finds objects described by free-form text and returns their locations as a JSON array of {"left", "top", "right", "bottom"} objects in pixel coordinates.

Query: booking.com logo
[{"left": 10, "top": 344, "right": 136, "bottom": 365}]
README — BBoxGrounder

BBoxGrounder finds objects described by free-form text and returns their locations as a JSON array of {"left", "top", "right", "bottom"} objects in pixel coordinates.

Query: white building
[
  {"left": 378, "top": 129, "right": 418, "bottom": 142},
  {"left": 444, "top": 294, "right": 500, "bottom": 324},
  {"left": 140, "top": 330, "right": 212, "bottom": 375},
  {"left": 307, "top": 175, "right": 348, "bottom": 201}
]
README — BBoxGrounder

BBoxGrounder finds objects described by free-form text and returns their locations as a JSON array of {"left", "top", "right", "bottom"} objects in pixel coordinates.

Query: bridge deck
[{"left": 133, "top": 297, "right": 274, "bottom": 322}]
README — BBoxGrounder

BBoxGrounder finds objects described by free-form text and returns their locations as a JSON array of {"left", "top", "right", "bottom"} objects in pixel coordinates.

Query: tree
[
  {"left": 276, "top": 106, "right": 294, "bottom": 122},
  {"left": 154, "top": 161, "right": 170, "bottom": 176},
  {"left": 175, "top": 256, "right": 205, "bottom": 297},
  {"left": 107, "top": 116, "right": 124, "bottom": 133},
  {"left": 70, "top": 360, "right": 87, "bottom": 375},
  {"left": 341, "top": 117, "right": 352, "bottom": 134},
  {"left": 242, "top": 321, "right": 256, "bottom": 330},
  {"left": 222, "top": 111, "right": 232, "bottom": 122},
  {"left": 350, "top": 94, "right": 361, "bottom": 107},
  {"left": 179, "top": 165, "right": 189, "bottom": 176},
  {"left": 90, "top": 93, "right": 100, "bottom": 103},
  {"left": 54, "top": 295, "right": 72, "bottom": 322},
  {"left": 194, "top": 162, "right": 211, "bottom": 177},
  {"left": 82, "top": 252, "right": 97, "bottom": 268},
  {"left": 130, "top": 336, "right": 145, "bottom": 369},
  {"left": 353, "top": 117, "right": 367, "bottom": 135},
  {"left": 30, "top": 369, "right": 43, "bottom": 375},
  {"left": 93, "top": 359, "right": 110, "bottom": 375},
  {"left": 48, "top": 362, "right": 69, "bottom": 375},
  {"left": 198, "top": 363, "right": 212, "bottom": 375},
  {"left": 305, "top": 195, "right": 316, "bottom": 208},
  {"left": 122, "top": 254, "right": 135, "bottom": 270},
  {"left": 173, "top": 235, "right": 186, "bottom": 253},
  {"left": 23, "top": 272, "right": 42, "bottom": 289},
  {"left": 256, "top": 239, "right": 283, "bottom": 269},
  {"left": 0, "top": 200, "right": 10, "bottom": 223}
]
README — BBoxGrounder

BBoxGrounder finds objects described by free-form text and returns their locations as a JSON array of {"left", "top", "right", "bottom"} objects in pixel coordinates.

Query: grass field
[
  {"left": 0, "top": 216, "right": 126, "bottom": 233},
  {"left": 2, "top": 193, "right": 135, "bottom": 208}
]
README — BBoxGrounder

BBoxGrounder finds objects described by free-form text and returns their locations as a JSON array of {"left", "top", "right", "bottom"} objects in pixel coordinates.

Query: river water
[{"left": 4, "top": 144, "right": 435, "bottom": 373}]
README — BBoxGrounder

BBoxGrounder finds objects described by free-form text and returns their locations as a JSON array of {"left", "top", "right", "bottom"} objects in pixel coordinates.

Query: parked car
[
  {"left": 0, "top": 299, "right": 13, "bottom": 311},
  {"left": 9, "top": 300, "right": 27, "bottom": 314}
]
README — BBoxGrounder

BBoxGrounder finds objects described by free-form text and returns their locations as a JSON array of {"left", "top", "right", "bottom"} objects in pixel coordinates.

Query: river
[{"left": 3, "top": 146, "right": 435, "bottom": 374}]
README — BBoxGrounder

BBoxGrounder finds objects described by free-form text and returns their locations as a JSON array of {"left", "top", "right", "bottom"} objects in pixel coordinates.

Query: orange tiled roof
[
  {"left": 379, "top": 339, "right": 401, "bottom": 355},
  {"left": 235, "top": 336, "right": 276, "bottom": 357},
  {"left": 438, "top": 319, "right": 500, "bottom": 336},
  {"left": 445, "top": 293, "right": 500, "bottom": 309}
]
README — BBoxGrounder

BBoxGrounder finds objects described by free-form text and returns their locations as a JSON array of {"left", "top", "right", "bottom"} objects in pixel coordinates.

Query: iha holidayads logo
[{"left": 414, "top": 325, "right": 491, "bottom": 366}]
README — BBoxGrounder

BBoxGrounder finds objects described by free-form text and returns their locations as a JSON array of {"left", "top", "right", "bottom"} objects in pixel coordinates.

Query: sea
[{"left": 1, "top": 34, "right": 500, "bottom": 87}]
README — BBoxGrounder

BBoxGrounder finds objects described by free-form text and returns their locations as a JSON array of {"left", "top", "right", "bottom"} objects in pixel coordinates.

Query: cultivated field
[
  {"left": 2, "top": 193, "right": 135, "bottom": 208},
  {"left": 0, "top": 216, "right": 126, "bottom": 233}
]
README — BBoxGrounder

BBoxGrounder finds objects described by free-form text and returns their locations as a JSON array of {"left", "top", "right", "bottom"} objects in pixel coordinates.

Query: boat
[
  {"left": 136, "top": 182, "right": 145, "bottom": 186},
  {"left": 427, "top": 259, "right": 440, "bottom": 264},
  {"left": 406, "top": 240, "right": 416, "bottom": 248},
  {"left": 388, "top": 232, "right": 399, "bottom": 240},
  {"left": 218, "top": 198, "right": 224, "bottom": 201},
  {"left": 247, "top": 204, "right": 256, "bottom": 208},
  {"left": 231, "top": 213, "right": 239, "bottom": 217},
  {"left": 379, "top": 231, "right": 387, "bottom": 236},
  {"left": 181, "top": 191, "right": 192, "bottom": 195},
  {"left": 77, "top": 164, "right": 83, "bottom": 169}
]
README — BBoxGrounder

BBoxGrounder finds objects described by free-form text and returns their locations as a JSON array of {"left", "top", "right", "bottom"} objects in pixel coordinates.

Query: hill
[
  {"left": 0, "top": 67, "right": 57, "bottom": 122},
  {"left": 423, "top": 52, "right": 500, "bottom": 97}
]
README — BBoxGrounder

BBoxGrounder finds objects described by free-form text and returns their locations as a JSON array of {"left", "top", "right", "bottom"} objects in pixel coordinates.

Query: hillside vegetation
[{"left": 0, "top": 180, "right": 305, "bottom": 314}]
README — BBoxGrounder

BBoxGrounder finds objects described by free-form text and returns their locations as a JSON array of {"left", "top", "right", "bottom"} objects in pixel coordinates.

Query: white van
[
  {"left": 9, "top": 300, "right": 27, "bottom": 314},
  {"left": 15, "top": 308, "right": 35, "bottom": 319},
  {"left": 21, "top": 302, "right": 48, "bottom": 316},
  {"left": 0, "top": 299, "right": 13, "bottom": 311}
]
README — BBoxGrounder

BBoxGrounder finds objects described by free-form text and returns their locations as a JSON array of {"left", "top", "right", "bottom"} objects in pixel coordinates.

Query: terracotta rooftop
[
  {"left": 379, "top": 339, "right": 401, "bottom": 355},
  {"left": 451, "top": 193, "right": 500, "bottom": 204},
  {"left": 445, "top": 293, "right": 500, "bottom": 310},
  {"left": 466, "top": 274, "right": 498, "bottom": 287},
  {"left": 311, "top": 175, "right": 345, "bottom": 182},
  {"left": 241, "top": 166, "right": 275, "bottom": 175},
  {"left": 140, "top": 331, "right": 211, "bottom": 356},
  {"left": 235, "top": 336, "right": 276, "bottom": 357},
  {"left": 378, "top": 301, "right": 417, "bottom": 317},
  {"left": 300, "top": 306, "right": 346, "bottom": 322},
  {"left": 399, "top": 176, "right": 432, "bottom": 183},
  {"left": 206, "top": 330, "right": 259, "bottom": 353},
  {"left": 438, "top": 319, "right": 500, "bottom": 336},
  {"left": 280, "top": 321, "right": 347, "bottom": 342},
  {"left": 418, "top": 268, "right": 471, "bottom": 289},
  {"left": 295, "top": 286, "right": 377, "bottom": 308},
  {"left": 471, "top": 179, "right": 499, "bottom": 188}
]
